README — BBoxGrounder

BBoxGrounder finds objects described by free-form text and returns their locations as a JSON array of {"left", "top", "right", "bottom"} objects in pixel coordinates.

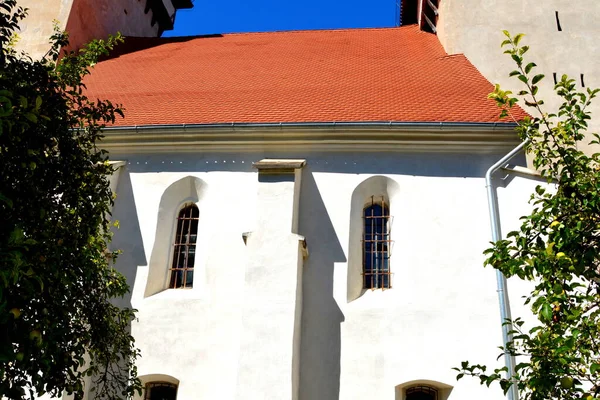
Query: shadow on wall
[
  {"left": 118, "top": 151, "right": 527, "bottom": 178},
  {"left": 298, "top": 167, "right": 346, "bottom": 400},
  {"left": 100, "top": 167, "right": 147, "bottom": 396},
  {"left": 110, "top": 167, "right": 147, "bottom": 309}
]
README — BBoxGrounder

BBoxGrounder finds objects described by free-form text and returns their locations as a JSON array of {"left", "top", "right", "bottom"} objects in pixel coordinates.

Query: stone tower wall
[
  {"left": 16, "top": 0, "right": 182, "bottom": 59},
  {"left": 437, "top": 1, "right": 600, "bottom": 145}
]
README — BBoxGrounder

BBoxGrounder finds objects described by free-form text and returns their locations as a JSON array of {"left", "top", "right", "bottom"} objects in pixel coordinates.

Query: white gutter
[
  {"left": 485, "top": 138, "right": 530, "bottom": 400},
  {"left": 103, "top": 121, "right": 517, "bottom": 129}
]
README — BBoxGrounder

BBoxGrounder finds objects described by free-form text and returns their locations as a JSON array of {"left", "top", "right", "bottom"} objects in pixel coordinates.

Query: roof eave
[{"left": 101, "top": 121, "right": 521, "bottom": 155}]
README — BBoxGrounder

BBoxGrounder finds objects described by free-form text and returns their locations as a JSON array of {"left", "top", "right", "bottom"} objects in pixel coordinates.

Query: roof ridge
[{"left": 138, "top": 24, "right": 420, "bottom": 41}]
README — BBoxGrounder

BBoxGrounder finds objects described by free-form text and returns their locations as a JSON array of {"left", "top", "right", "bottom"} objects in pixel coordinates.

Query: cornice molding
[{"left": 100, "top": 122, "right": 520, "bottom": 154}]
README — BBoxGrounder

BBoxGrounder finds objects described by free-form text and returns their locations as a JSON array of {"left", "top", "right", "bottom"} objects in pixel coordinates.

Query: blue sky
[{"left": 164, "top": 0, "right": 399, "bottom": 37}]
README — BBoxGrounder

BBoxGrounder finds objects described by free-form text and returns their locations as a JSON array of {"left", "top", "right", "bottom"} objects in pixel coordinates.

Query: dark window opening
[
  {"left": 555, "top": 11, "right": 562, "bottom": 31},
  {"left": 169, "top": 204, "right": 199, "bottom": 289},
  {"left": 124, "top": 8, "right": 128, "bottom": 15},
  {"left": 406, "top": 385, "right": 438, "bottom": 400},
  {"left": 363, "top": 197, "right": 392, "bottom": 289},
  {"left": 145, "top": 382, "right": 177, "bottom": 400},
  {"left": 401, "top": 0, "right": 419, "bottom": 25},
  {"left": 420, "top": 0, "right": 439, "bottom": 33},
  {"left": 581, "top": 73, "right": 586, "bottom": 87},
  {"left": 553, "top": 72, "right": 558, "bottom": 85}
]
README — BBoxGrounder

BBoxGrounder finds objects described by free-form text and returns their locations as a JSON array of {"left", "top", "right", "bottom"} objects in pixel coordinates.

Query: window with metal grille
[
  {"left": 144, "top": 382, "right": 177, "bottom": 400},
  {"left": 363, "top": 197, "right": 392, "bottom": 289},
  {"left": 406, "top": 385, "right": 438, "bottom": 400},
  {"left": 420, "top": 0, "right": 439, "bottom": 33},
  {"left": 169, "top": 204, "right": 199, "bottom": 289}
]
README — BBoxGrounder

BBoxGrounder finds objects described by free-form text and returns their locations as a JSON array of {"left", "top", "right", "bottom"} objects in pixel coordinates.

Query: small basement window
[
  {"left": 144, "top": 382, "right": 178, "bottom": 400},
  {"left": 406, "top": 385, "right": 438, "bottom": 400}
]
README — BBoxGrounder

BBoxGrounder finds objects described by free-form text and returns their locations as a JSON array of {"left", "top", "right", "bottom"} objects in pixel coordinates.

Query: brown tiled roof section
[{"left": 84, "top": 25, "right": 526, "bottom": 126}]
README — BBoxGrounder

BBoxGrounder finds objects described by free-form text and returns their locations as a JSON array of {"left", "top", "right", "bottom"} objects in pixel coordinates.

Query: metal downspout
[{"left": 485, "top": 138, "right": 530, "bottom": 400}]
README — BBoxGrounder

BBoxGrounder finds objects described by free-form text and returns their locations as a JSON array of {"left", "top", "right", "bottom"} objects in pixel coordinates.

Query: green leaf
[
  {"left": 540, "top": 302, "right": 553, "bottom": 322},
  {"left": 35, "top": 96, "right": 42, "bottom": 111},
  {"left": 24, "top": 113, "right": 38, "bottom": 123},
  {"left": 0, "top": 192, "right": 13, "bottom": 208},
  {"left": 525, "top": 62, "right": 536, "bottom": 74},
  {"left": 18, "top": 95, "right": 27, "bottom": 108},
  {"left": 513, "top": 33, "right": 524, "bottom": 46},
  {"left": 532, "top": 74, "right": 545, "bottom": 85},
  {"left": 0, "top": 96, "right": 13, "bottom": 117},
  {"left": 511, "top": 54, "right": 523, "bottom": 65}
]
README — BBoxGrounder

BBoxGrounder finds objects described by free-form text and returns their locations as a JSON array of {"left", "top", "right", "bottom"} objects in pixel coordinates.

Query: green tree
[
  {"left": 0, "top": 1, "right": 140, "bottom": 399},
  {"left": 454, "top": 32, "right": 600, "bottom": 400}
]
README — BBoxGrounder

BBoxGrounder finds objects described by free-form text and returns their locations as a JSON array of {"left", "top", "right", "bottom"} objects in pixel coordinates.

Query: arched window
[
  {"left": 144, "top": 382, "right": 178, "bottom": 400},
  {"left": 406, "top": 385, "right": 438, "bottom": 400},
  {"left": 363, "top": 196, "right": 391, "bottom": 289},
  {"left": 169, "top": 204, "right": 199, "bottom": 289}
]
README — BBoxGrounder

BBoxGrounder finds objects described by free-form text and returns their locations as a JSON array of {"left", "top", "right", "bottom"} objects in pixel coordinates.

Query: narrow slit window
[
  {"left": 581, "top": 73, "right": 586, "bottom": 87},
  {"left": 555, "top": 11, "right": 562, "bottom": 31},
  {"left": 420, "top": 0, "right": 439, "bottom": 33},
  {"left": 406, "top": 385, "right": 438, "bottom": 400},
  {"left": 363, "top": 196, "right": 392, "bottom": 289},
  {"left": 400, "top": 0, "right": 418, "bottom": 25},
  {"left": 145, "top": 382, "right": 178, "bottom": 400},
  {"left": 169, "top": 204, "right": 199, "bottom": 289}
]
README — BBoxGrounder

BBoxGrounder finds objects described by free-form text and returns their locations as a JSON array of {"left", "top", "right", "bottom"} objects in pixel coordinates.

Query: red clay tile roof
[{"left": 84, "top": 25, "right": 526, "bottom": 126}]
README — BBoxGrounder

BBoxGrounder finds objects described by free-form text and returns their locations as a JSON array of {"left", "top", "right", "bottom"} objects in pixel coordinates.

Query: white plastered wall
[{"left": 104, "top": 149, "right": 541, "bottom": 400}]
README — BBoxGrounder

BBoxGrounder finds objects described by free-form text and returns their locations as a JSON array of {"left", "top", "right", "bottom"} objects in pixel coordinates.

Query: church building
[
  {"left": 19, "top": 0, "right": 599, "bottom": 399},
  {"left": 80, "top": 24, "right": 538, "bottom": 400}
]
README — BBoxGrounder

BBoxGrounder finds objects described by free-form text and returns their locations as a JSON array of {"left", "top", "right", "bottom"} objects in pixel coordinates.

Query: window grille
[
  {"left": 144, "top": 382, "right": 178, "bottom": 400},
  {"left": 406, "top": 385, "right": 438, "bottom": 400},
  {"left": 362, "top": 196, "right": 392, "bottom": 289},
  {"left": 420, "top": 0, "right": 439, "bottom": 33},
  {"left": 169, "top": 204, "right": 199, "bottom": 289}
]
